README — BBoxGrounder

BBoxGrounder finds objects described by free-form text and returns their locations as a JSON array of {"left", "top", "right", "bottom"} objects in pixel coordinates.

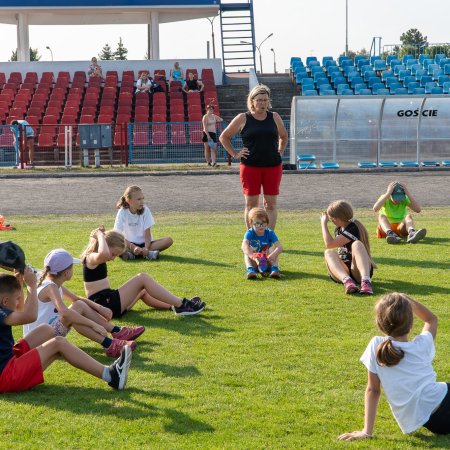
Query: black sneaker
[
  {"left": 189, "top": 296, "right": 206, "bottom": 308},
  {"left": 108, "top": 345, "right": 132, "bottom": 390},
  {"left": 172, "top": 298, "right": 205, "bottom": 316},
  {"left": 386, "top": 231, "right": 401, "bottom": 244}
]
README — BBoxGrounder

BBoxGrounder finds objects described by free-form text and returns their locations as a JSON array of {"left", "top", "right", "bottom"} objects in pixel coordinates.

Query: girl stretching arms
[{"left": 339, "top": 293, "right": 449, "bottom": 440}]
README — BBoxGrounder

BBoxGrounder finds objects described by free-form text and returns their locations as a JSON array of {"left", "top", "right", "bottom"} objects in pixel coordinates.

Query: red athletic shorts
[
  {"left": 240, "top": 164, "right": 283, "bottom": 196},
  {"left": 376, "top": 222, "right": 407, "bottom": 238},
  {"left": 0, "top": 339, "right": 44, "bottom": 393}
]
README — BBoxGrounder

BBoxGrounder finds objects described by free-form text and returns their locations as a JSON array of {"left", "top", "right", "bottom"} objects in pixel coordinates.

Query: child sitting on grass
[
  {"left": 114, "top": 185, "right": 173, "bottom": 261},
  {"left": 24, "top": 249, "right": 145, "bottom": 358},
  {"left": 321, "top": 200, "right": 376, "bottom": 295},
  {"left": 339, "top": 293, "right": 450, "bottom": 440},
  {"left": 242, "top": 208, "right": 282, "bottom": 279},
  {"left": 373, "top": 181, "right": 426, "bottom": 244},
  {"left": 0, "top": 268, "right": 132, "bottom": 392}
]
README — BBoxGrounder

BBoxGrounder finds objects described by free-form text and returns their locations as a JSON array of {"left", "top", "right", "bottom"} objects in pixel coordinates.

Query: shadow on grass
[
  {"left": 126, "top": 254, "right": 232, "bottom": 268},
  {"left": 375, "top": 279, "right": 450, "bottom": 296},
  {"left": 280, "top": 270, "right": 330, "bottom": 282},
  {"left": 418, "top": 237, "right": 450, "bottom": 245},
  {"left": 283, "top": 249, "right": 324, "bottom": 257},
  {"left": 127, "top": 312, "right": 234, "bottom": 337},
  {"left": 375, "top": 256, "right": 448, "bottom": 271},
  {"left": 3, "top": 386, "right": 215, "bottom": 433},
  {"left": 410, "top": 432, "right": 450, "bottom": 448}
]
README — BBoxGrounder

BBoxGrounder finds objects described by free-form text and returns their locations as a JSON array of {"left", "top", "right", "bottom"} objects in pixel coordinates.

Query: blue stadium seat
[
  {"left": 431, "top": 86, "right": 443, "bottom": 94},
  {"left": 348, "top": 71, "right": 363, "bottom": 82},
  {"left": 295, "top": 72, "right": 309, "bottom": 84},
  {"left": 423, "top": 58, "right": 435, "bottom": 70},
  {"left": 320, "top": 162, "right": 340, "bottom": 169},
  {"left": 421, "top": 76, "right": 433, "bottom": 87},
  {"left": 442, "top": 81, "right": 450, "bottom": 94},
  {"left": 332, "top": 76, "right": 347, "bottom": 88},
  {"left": 403, "top": 75, "right": 416, "bottom": 87},
  {"left": 306, "top": 56, "right": 318, "bottom": 66},
  {"left": 341, "top": 89, "right": 354, "bottom": 95},
  {"left": 410, "top": 64, "right": 422, "bottom": 75},
  {"left": 398, "top": 69, "right": 411, "bottom": 81},
  {"left": 394, "top": 87, "right": 408, "bottom": 95},
  {"left": 394, "top": 64, "right": 406, "bottom": 75},
  {"left": 407, "top": 81, "right": 420, "bottom": 93},
  {"left": 389, "top": 82, "right": 402, "bottom": 93},
  {"left": 303, "top": 90, "right": 318, "bottom": 96},
  {"left": 300, "top": 77, "right": 314, "bottom": 87},
  {"left": 418, "top": 54, "right": 427, "bottom": 64},
  {"left": 435, "top": 54, "right": 446, "bottom": 64},
  {"left": 311, "top": 66, "right": 324, "bottom": 75},
  {"left": 381, "top": 70, "right": 394, "bottom": 81},
  {"left": 438, "top": 75, "right": 450, "bottom": 86},
  {"left": 370, "top": 55, "right": 382, "bottom": 65},
  {"left": 368, "top": 77, "right": 382, "bottom": 88},
  {"left": 412, "top": 87, "right": 425, "bottom": 94},
  {"left": 350, "top": 78, "right": 365, "bottom": 88},
  {"left": 427, "top": 63, "right": 439, "bottom": 76},
  {"left": 439, "top": 58, "right": 450, "bottom": 68},
  {"left": 365, "top": 71, "right": 378, "bottom": 82},
  {"left": 357, "top": 88, "right": 372, "bottom": 95},
  {"left": 358, "top": 162, "right": 377, "bottom": 168},
  {"left": 308, "top": 60, "right": 321, "bottom": 70},
  {"left": 374, "top": 60, "right": 387, "bottom": 72},
  {"left": 386, "top": 54, "right": 398, "bottom": 65},
  {"left": 323, "top": 56, "right": 335, "bottom": 66},
  {"left": 386, "top": 77, "right": 400, "bottom": 88},
  {"left": 320, "top": 90, "right": 336, "bottom": 96},
  {"left": 327, "top": 66, "right": 340, "bottom": 76},
  {"left": 341, "top": 59, "right": 355, "bottom": 68},
  {"left": 415, "top": 68, "right": 426, "bottom": 81},
  {"left": 354, "top": 55, "right": 367, "bottom": 65},
  {"left": 421, "top": 160, "right": 440, "bottom": 167},
  {"left": 444, "top": 64, "right": 450, "bottom": 75},
  {"left": 336, "top": 83, "right": 350, "bottom": 94},
  {"left": 297, "top": 154, "right": 316, "bottom": 169},
  {"left": 406, "top": 59, "right": 418, "bottom": 69},
  {"left": 361, "top": 65, "right": 373, "bottom": 75},
  {"left": 290, "top": 57, "right": 302, "bottom": 67},
  {"left": 389, "top": 59, "right": 402, "bottom": 70},
  {"left": 357, "top": 59, "right": 369, "bottom": 70},
  {"left": 425, "top": 81, "right": 438, "bottom": 94},
  {"left": 338, "top": 55, "right": 351, "bottom": 66},
  {"left": 400, "top": 161, "right": 419, "bottom": 167},
  {"left": 379, "top": 161, "right": 398, "bottom": 167},
  {"left": 402, "top": 54, "right": 414, "bottom": 64},
  {"left": 442, "top": 160, "right": 450, "bottom": 167},
  {"left": 343, "top": 65, "right": 358, "bottom": 77},
  {"left": 372, "top": 83, "right": 385, "bottom": 94},
  {"left": 353, "top": 83, "right": 367, "bottom": 93}
]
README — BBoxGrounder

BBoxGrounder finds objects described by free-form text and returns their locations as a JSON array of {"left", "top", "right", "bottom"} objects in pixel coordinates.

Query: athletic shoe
[
  {"left": 269, "top": 267, "right": 280, "bottom": 279},
  {"left": 189, "top": 296, "right": 206, "bottom": 308},
  {"left": 360, "top": 280, "right": 374, "bottom": 295},
  {"left": 386, "top": 232, "right": 402, "bottom": 244},
  {"left": 105, "top": 339, "right": 136, "bottom": 358},
  {"left": 407, "top": 228, "right": 427, "bottom": 244},
  {"left": 343, "top": 278, "right": 359, "bottom": 294},
  {"left": 121, "top": 251, "right": 136, "bottom": 261},
  {"left": 144, "top": 250, "right": 160, "bottom": 260},
  {"left": 112, "top": 325, "right": 145, "bottom": 341},
  {"left": 172, "top": 298, "right": 205, "bottom": 316},
  {"left": 246, "top": 267, "right": 258, "bottom": 279},
  {"left": 108, "top": 345, "right": 132, "bottom": 390}
]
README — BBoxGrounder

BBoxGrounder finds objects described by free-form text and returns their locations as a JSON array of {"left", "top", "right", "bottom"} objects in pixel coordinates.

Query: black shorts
[
  {"left": 202, "top": 132, "right": 217, "bottom": 143},
  {"left": 88, "top": 288, "right": 123, "bottom": 318},
  {"left": 327, "top": 258, "right": 374, "bottom": 283},
  {"left": 424, "top": 383, "right": 450, "bottom": 434}
]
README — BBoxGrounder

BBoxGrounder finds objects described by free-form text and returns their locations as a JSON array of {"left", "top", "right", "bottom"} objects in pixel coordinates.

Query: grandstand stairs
[
  {"left": 258, "top": 74, "right": 300, "bottom": 120},
  {"left": 216, "top": 83, "right": 248, "bottom": 121}
]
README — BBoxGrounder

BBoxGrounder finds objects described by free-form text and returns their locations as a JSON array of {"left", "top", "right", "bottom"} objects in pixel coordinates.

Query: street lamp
[
  {"left": 270, "top": 48, "right": 277, "bottom": 73},
  {"left": 345, "top": 0, "right": 349, "bottom": 56},
  {"left": 46, "top": 46, "right": 53, "bottom": 61},
  {"left": 205, "top": 16, "right": 217, "bottom": 59},
  {"left": 241, "top": 32, "right": 273, "bottom": 74}
]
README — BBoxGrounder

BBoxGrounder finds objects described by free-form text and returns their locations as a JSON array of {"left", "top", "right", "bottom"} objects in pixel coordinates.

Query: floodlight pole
[
  {"left": 46, "top": 46, "right": 53, "bottom": 61},
  {"left": 206, "top": 16, "right": 217, "bottom": 59},
  {"left": 345, "top": 0, "right": 349, "bottom": 56}
]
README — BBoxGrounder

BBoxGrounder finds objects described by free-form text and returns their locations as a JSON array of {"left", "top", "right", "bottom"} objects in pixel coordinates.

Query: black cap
[{"left": 0, "top": 241, "right": 26, "bottom": 272}]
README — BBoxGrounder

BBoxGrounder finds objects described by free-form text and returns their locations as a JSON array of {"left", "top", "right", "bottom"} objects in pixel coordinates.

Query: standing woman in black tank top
[{"left": 219, "top": 84, "right": 288, "bottom": 230}]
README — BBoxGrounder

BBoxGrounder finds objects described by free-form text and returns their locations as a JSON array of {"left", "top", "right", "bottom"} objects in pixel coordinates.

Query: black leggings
[{"left": 423, "top": 383, "right": 450, "bottom": 434}]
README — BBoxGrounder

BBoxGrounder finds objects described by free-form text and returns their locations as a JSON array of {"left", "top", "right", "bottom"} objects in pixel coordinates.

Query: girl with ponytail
[{"left": 339, "top": 293, "right": 450, "bottom": 440}]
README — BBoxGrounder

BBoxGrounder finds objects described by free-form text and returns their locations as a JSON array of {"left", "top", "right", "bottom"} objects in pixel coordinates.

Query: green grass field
[{"left": 1, "top": 208, "right": 449, "bottom": 449}]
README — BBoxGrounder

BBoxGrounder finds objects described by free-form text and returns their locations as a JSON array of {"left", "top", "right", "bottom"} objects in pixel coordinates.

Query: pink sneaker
[
  {"left": 360, "top": 280, "right": 374, "bottom": 295},
  {"left": 343, "top": 278, "right": 359, "bottom": 294},
  {"left": 105, "top": 339, "right": 136, "bottom": 357},
  {"left": 112, "top": 325, "right": 145, "bottom": 341}
]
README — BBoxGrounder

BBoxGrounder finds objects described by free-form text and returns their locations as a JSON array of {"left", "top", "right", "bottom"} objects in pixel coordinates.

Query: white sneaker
[
  {"left": 407, "top": 228, "right": 427, "bottom": 244},
  {"left": 145, "top": 250, "right": 160, "bottom": 260}
]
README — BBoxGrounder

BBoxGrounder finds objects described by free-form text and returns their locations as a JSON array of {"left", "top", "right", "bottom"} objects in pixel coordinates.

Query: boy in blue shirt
[{"left": 242, "top": 208, "right": 283, "bottom": 279}]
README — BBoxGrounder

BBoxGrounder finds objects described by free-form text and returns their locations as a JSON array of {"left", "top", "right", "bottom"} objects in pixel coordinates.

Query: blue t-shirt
[
  {"left": 243, "top": 227, "right": 279, "bottom": 253},
  {"left": 10, "top": 120, "right": 34, "bottom": 138},
  {"left": 0, "top": 306, "right": 14, "bottom": 374}
]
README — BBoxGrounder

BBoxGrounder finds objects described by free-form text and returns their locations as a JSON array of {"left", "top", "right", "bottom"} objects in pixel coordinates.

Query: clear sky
[{"left": 0, "top": 0, "right": 449, "bottom": 71}]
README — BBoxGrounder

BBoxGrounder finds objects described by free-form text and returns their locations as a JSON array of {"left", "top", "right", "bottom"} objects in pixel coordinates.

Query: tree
[
  {"left": 114, "top": 37, "right": 128, "bottom": 60},
  {"left": 340, "top": 48, "right": 368, "bottom": 60},
  {"left": 98, "top": 43, "right": 114, "bottom": 60},
  {"left": 9, "top": 47, "right": 41, "bottom": 61},
  {"left": 400, "top": 28, "right": 428, "bottom": 47}
]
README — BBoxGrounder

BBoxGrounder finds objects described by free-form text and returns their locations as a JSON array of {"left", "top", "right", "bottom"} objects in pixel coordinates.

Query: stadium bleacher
[
  {"left": 290, "top": 53, "right": 450, "bottom": 96},
  {"left": 0, "top": 67, "right": 219, "bottom": 159}
]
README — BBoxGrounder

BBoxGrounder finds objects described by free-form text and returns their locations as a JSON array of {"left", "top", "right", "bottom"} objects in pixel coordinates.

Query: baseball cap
[
  {"left": 44, "top": 249, "right": 80, "bottom": 275},
  {"left": 391, "top": 182, "right": 406, "bottom": 202},
  {"left": 0, "top": 241, "right": 26, "bottom": 272}
]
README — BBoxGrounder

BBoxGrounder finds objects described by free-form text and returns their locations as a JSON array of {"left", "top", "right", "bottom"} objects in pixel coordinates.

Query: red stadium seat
[
  {"left": 152, "top": 113, "right": 166, "bottom": 122},
  {"left": 60, "top": 115, "right": 77, "bottom": 125},
  {"left": 152, "top": 124, "right": 167, "bottom": 144},
  {"left": 134, "top": 114, "right": 149, "bottom": 123},
  {"left": 97, "top": 114, "right": 113, "bottom": 124},
  {"left": 117, "top": 105, "right": 132, "bottom": 115},
  {"left": 189, "top": 123, "right": 203, "bottom": 144},
  {"left": 80, "top": 115, "right": 95, "bottom": 124},
  {"left": 81, "top": 106, "right": 97, "bottom": 116},
  {"left": 188, "top": 112, "right": 203, "bottom": 122},
  {"left": 9, "top": 108, "right": 25, "bottom": 119},
  {"left": 100, "top": 97, "right": 115, "bottom": 106},
  {"left": 45, "top": 106, "right": 62, "bottom": 117},
  {"left": 116, "top": 114, "right": 130, "bottom": 125},
  {"left": 63, "top": 106, "right": 79, "bottom": 117},
  {"left": 170, "top": 113, "right": 184, "bottom": 122},
  {"left": 38, "top": 133, "right": 55, "bottom": 147},
  {"left": 170, "top": 123, "right": 186, "bottom": 144},
  {"left": 133, "top": 131, "right": 149, "bottom": 145},
  {"left": 99, "top": 105, "right": 114, "bottom": 115}
]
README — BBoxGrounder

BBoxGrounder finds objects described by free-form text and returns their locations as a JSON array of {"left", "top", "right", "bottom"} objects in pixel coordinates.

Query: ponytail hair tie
[{"left": 349, "top": 217, "right": 355, "bottom": 223}]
